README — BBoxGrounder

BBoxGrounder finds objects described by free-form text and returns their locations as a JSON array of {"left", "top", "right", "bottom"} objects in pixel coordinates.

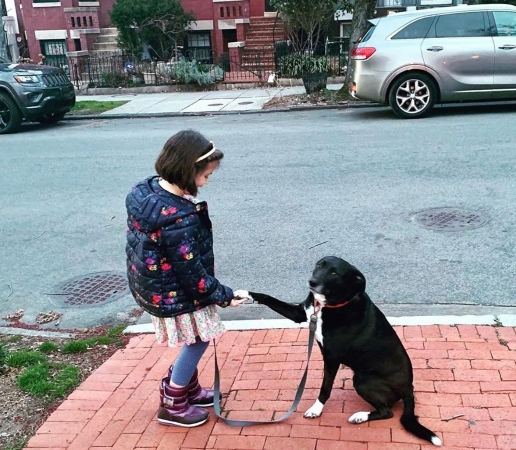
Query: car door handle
[
  {"left": 498, "top": 44, "right": 516, "bottom": 50},
  {"left": 426, "top": 46, "right": 444, "bottom": 52}
]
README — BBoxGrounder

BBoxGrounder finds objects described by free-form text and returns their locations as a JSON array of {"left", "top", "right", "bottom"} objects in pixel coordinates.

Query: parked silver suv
[
  {"left": 348, "top": 4, "right": 516, "bottom": 118},
  {"left": 0, "top": 55, "right": 76, "bottom": 134}
]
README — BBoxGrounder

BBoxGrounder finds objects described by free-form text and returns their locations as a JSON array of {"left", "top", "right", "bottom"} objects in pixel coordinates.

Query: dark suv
[{"left": 0, "top": 55, "right": 76, "bottom": 134}]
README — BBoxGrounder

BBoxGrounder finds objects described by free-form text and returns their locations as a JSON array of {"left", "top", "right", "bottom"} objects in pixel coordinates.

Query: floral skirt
[{"left": 151, "top": 305, "right": 226, "bottom": 347}]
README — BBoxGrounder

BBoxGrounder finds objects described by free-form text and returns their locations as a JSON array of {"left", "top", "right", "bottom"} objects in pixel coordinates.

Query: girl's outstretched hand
[
  {"left": 230, "top": 290, "right": 251, "bottom": 307},
  {"left": 230, "top": 298, "right": 247, "bottom": 307}
]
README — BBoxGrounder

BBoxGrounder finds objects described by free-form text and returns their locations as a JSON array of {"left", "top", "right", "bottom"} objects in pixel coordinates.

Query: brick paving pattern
[{"left": 26, "top": 325, "right": 516, "bottom": 449}]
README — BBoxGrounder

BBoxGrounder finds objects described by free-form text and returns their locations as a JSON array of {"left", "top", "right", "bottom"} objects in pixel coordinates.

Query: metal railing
[{"left": 43, "top": 45, "right": 348, "bottom": 89}]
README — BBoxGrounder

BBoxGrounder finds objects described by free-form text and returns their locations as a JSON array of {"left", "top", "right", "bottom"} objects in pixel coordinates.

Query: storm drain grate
[
  {"left": 413, "top": 207, "right": 489, "bottom": 231},
  {"left": 50, "top": 271, "right": 130, "bottom": 307}
]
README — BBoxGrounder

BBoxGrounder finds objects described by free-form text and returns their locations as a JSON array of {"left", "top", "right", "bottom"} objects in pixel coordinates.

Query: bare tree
[
  {"left": 271, "top": 0, "right": 343, "bottom": 54},
  {"left": 110, "top": 0, "right": 194, "bottom": 60}
]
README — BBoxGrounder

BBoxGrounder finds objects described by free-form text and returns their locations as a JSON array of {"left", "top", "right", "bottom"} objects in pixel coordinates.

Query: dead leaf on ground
[
  {"left": 35, "top": 311, "right": 62, "bottom": 324},
  {"left": 2, "top": 309, "right": 24, "bottom": 321}
]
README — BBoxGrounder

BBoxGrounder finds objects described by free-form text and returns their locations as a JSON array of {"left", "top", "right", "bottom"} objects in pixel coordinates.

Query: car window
[
  {"left": 435, "top": 12, "right": 487, "bottom": 38},
  {"left": 492, "top": 11, "right": 516, "bottom": 37},
  {"left": 357, "top": 22, "right": 376, "bottom": 43},
  {"left": 392, "top": 17, "right": 434, "bottom": 39}
]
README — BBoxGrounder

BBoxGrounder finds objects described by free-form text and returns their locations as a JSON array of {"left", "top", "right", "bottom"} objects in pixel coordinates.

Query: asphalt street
[{"left": 1, "top": 103, "right": 515, "bottom": 330}]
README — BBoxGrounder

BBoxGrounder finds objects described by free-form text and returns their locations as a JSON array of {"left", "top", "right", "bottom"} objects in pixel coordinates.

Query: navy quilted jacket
[{"left": 125, "top": 176, "right": 233, "bottom": 318}]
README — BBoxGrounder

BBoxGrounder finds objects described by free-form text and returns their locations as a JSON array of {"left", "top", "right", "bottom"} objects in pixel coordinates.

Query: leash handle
[{"left": 213, "top": 317, "right": 316, "bottom": 427}]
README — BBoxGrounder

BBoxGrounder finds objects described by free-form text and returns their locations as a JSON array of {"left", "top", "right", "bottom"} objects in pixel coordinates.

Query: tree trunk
[{"left": 339, "top": 0, "right": 377, "bottom": 95}]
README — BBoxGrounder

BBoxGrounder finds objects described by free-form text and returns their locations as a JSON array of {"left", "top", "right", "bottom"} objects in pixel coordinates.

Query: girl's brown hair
[{"left": 155, "top": 129, "right": 224, "bottom": 196}]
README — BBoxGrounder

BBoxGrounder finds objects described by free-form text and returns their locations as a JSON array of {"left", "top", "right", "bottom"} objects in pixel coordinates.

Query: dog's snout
[{"left": 309, "top": 279, "right": 317, "bottom": 288}]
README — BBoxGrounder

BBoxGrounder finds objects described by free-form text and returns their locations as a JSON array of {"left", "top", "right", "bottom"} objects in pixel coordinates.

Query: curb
[
  {"left": 0, "top": 326, "right": 76, "bottom": 338},
  {"left": 123, "top": 314, "right": 516, "bottom": 334},
  {"left": 64, "top": 101, "right": 382, "bottom": 121}
]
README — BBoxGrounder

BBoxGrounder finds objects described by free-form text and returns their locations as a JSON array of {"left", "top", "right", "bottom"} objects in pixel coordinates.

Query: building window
[
  {"left": 33, "top": 0, "right": 60, "bottom": 3},
  {"left": 40, "top": 40, "right": 67, "bottom": 66},
  {"left": 185, "top": 32, "right": 212, "bottom": 63}
]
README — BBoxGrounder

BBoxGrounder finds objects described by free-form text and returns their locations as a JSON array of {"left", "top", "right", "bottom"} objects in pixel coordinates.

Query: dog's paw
[
  {"left": 303, "top": 400, "right": 324, "bottom": 419},
  {"left": 348, "top": 411, "right": 370, "bottom": 424},
  {"left": 233, "top": 290, "right": 251, "bottom": 300},
  {"left": 247, "top": 291, "right": 265, "bottom": 303}
]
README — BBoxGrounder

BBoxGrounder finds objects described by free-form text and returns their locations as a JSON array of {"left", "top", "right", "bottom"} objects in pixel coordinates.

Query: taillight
[{"left": 350, "top": 47, "right": 376, "bottom": 61}]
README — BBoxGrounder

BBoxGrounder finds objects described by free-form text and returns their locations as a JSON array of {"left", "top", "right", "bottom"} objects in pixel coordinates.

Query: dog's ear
[
  {"left": 355, "top": 274, "right": 366, "bottom": 292},
  {"left": 351, "top": 267, "right": 366, "bottom": 293}
]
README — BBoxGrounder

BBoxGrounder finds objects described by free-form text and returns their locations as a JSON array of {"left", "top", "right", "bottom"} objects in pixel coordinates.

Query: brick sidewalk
[{"left": 26, "top": 325, "right": 516, "bottom": 450}]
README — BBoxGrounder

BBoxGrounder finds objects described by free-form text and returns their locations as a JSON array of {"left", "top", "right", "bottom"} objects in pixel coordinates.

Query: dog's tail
[{"left": 401, "top": 395, "right": 442, "bottom": 446}]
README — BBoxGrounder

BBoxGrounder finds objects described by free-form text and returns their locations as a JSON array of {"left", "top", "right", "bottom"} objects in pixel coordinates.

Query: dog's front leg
[
  {"left": 304, "top": 358, "right": 340, "bottom": 419},
  {"left": 245, "top": 291, "right": 308, "bottom": 324}
]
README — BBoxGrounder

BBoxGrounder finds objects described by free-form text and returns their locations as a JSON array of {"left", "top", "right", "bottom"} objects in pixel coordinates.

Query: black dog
[{"left": 240, "top": 256, "right": 441, "bottom": 446}]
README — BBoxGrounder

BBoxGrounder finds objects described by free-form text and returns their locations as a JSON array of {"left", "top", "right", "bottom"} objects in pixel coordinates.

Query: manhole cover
[
  {"left": 208, "top": 103, "right": 223, "bottom": 106},
  {"left": 238, "top": 101, "right": 254, "bottom": 105},
  {"left": 49, "top": 271, "right": 130, "bottom": 307},
  {"left": 413, "top": 207, "right": 489, "bottom": 231}
]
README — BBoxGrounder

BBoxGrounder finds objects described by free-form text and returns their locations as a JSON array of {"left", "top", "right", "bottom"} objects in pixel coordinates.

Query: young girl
[{"left": 126, "top": 129, "right": 247, "bottom": 428}]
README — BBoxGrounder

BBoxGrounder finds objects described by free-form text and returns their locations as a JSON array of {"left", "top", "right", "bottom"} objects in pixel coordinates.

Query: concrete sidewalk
[
  {"left": 75, "top": 84, "right": 345, "bottom": 116},
  {"left": 25, "top": 322, "right": 516, "bottom": 450}
]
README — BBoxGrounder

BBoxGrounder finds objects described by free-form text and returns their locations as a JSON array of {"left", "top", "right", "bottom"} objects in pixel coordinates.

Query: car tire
[
  {"left": 37, "top": 111, "right": 67, "bottom": 125},
  {"left": 388, "top": 73, "right": 437, "bottom": 119},
  {"left": 0, "top": 92, "right": 23, "bottom": 134}
]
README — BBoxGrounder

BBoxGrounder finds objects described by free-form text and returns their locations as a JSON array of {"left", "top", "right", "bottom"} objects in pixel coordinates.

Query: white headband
[{"left": 195, "top": 141, "right": 217, "bottom": 163}]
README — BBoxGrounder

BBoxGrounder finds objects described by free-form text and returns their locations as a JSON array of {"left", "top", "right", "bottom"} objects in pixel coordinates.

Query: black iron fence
[{"left": 44, "top": 46, "right": 348, "bottom": 89}]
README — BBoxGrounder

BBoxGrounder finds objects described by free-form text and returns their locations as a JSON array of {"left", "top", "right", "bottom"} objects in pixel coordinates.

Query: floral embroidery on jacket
[
  {"left": 146, "top": 257, "right": 157, "bottom": 271},
  {"left": 198, "top": 278, "right": 207, "bottom": 293},
  {"left": 150, "top": 229, "right": 162, "bottom": 242},
  {"left": 161, "top": 206, "right": 178, "bottom": 216},
  {"left": 180, "top": 243, "right": 194, "bottom": 260}
]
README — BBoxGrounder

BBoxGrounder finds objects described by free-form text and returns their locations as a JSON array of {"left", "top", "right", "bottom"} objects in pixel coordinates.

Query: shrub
[
  {"left": 168, "top": 57, "right": 224, "bottom": 85},
  {"left": 99, "top": 72, "right": 128, "bottom": 88},
  {"left": 277, "top": 53, "right": 330, "bottom": 78}
]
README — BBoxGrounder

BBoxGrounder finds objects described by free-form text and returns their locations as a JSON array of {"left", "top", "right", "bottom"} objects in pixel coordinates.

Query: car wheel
[
  {"left": 389, "top": 73, "right": 436, "bottom": 119},
  {"left": 0, "top": 92, "right": 23, "bottom": 134},
  {"left": 37, "top": 111, "right": 67, "bottom": 125}
]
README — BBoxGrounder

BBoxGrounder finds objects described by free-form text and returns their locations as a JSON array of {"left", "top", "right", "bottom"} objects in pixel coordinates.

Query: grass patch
[
  {"left": 69, "top": 100, "right": 128, "bottom": 116},
  {"left": 0, "top": 342, "right": 7, "bottom": 370},
  {"left": 18, "top": 363, "right": 80, "bottom": 400},
  {"left": 62, "top": 341, "right": 88, "bottom": 354},
  {"left": 62, "top": 324, "right": 126, "bottom": 353},
  {"left": 39, "top": 342, "right": 59, "bottom": 353},
  {"left": 6, "top": 350, "right": 46, "bottom": 368},
  {"left": 5, "top": 439, "right": 28, "bottom": 450}
]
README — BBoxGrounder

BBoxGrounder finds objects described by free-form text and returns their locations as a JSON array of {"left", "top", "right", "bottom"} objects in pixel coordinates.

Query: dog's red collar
[
  {"left": 313, "top": 299, "right": 351, "bottom": 311},
  {"left": 323, "top": 300, "right": 351, "bottom": 309}
]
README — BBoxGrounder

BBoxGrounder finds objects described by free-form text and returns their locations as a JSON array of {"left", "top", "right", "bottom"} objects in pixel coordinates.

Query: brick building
[{"left": 7, "top": 0, "right": 279, "bottom": 62}]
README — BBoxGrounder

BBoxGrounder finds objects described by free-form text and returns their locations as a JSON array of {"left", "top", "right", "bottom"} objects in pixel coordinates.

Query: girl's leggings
[{"left": 171, "top": 336, "right": 210, "bottom": 386}]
